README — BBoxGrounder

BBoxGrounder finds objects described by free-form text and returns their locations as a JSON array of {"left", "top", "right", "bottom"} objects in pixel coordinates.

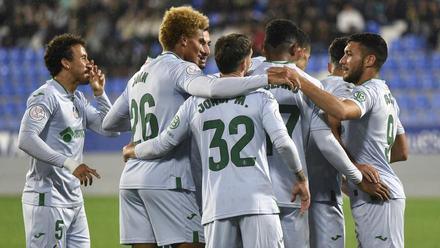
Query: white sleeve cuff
[{"left": 63, "top": 158, "right": 80, "bottom": 173}]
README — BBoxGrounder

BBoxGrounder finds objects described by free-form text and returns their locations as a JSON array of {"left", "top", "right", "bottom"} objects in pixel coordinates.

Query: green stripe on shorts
[
  {"left": 176, "top": 177, "right": 182, "bottom": 190},
  {"left": 38, "top": 193, "right": 45, "bottom": 206},
  {"left": 193, "top": 231, "right": 199, "bottom": 243}
]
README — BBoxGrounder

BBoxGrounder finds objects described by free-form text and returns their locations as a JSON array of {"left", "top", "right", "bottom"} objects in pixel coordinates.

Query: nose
[{"left": 339, "top": 56, "right": 346, "bottom": 65}]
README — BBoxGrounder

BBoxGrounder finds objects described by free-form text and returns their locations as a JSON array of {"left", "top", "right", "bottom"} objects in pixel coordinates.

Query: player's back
[
  {"left": 186, "top": 89, "right": 280, "bottom": 225},
  {"left": 250, "top": 59, "right": 322, "bottom": 207},
  {"left": 120, "top": 52, "right": 197, "bottom": 191},
  {"left": 343, "top": 79, "right": 405, "bottom": 206},
  {"left": 306, "top": 75, "right": 354, "bottom": 203}
]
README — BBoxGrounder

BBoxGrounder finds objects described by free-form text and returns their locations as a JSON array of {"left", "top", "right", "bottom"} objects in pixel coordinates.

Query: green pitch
[{"left": 2, "top": 196, "right": 439, "bottom": 247}]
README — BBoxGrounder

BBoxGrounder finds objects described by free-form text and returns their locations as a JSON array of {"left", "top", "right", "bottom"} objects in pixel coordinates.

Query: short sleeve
[{"left": 346, "top": 86, "right": 375, "bottom": 118}]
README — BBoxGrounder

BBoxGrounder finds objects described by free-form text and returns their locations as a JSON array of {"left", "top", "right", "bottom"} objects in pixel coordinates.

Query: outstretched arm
[
  {"left": 267, "top": 67, "right": 361, "bottom": 120},
  {"left": 123, "top": 99, "right": 192, "bottom": 161}
]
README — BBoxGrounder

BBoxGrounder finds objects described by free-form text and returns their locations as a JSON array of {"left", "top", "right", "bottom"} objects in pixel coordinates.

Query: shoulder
[{"left": 27, "top": 81, "right": 57, "bottom": 106}]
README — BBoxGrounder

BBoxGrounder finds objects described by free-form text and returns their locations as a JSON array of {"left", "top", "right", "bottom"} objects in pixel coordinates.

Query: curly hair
[
  {"left": 159, "top": 6, "right": 209, "bottom": 51},
  {"left": 44, "top": 33, "right": 86, "bottom": 77}
]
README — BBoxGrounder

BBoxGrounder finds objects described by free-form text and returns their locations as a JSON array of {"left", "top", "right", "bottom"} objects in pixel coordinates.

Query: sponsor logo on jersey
[
  {"left": 375, "top": 235, "right": 388, "bottom": 241},
  {"left": 353, "top": 91, "right": 366, "bottom": 102},
  {"left": 29, "top": 105, "right": 46, "bottom": 121},
  {"left": 186, "top": 213, "right": 197, "bottom": 220},
  {"left": 59, "top": 127, "right": 85, "bottom": 142},
  {"left": 170, "top": 115, "right": 180, "bottom": 129},
  {"left": 331, "top": 234, "right": 342, "bottom": 241},
  {"left": 34, "top": 232, "right": 45, "bottom": 238},
  {"left": 32, "top": 92, "right": 45, "bottom": 97}
]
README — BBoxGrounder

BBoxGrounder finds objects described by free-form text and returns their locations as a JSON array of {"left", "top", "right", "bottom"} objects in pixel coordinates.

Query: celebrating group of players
[{"left": 18, "top": 5, "right": 408, "bottom": 248}]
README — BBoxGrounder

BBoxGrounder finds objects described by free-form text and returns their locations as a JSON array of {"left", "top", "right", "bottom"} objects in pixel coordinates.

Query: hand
[
  {"left": 355, "top": 163, "right": 380, "bottom": 184},
  {"left": 72, "top": 164, "right": 101, "bottom": 187},
  {"left": 357, "top": 178, "right": 391, "bottom": 201},
  {"left": 87, "top": 60, "right": 105, "bottom": 96},
  {"left": 122, "top": 143, "right": 136, "bottom": 162},
  {"left": 291, "top": 171, "right": 310, "bottom": 214},
  {"left": 266, "top": 67, "right": 298, "bottom": 89}
]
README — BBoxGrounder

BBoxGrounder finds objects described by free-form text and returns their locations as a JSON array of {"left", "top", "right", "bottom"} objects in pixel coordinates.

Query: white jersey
[
  {"left": 117, "top": 52, "right": 205, "bottom": 190},
  {"left": 19, "top": 79, "right": 114, "bottom": 207},
  {"left": 104, "top": 52, "right": 268, "bottom": 191},
  {"left": 140, "top": 89, "right": 301, "bottom": 225},
  {"left": 250, "top": 59, "right": 323, "bottom": 207},
  {"left": 342, "top": 79, "right": 406, "bottom": 207},
  {"left": 307, "top": 76, "right": 355, "bottom": 204}
]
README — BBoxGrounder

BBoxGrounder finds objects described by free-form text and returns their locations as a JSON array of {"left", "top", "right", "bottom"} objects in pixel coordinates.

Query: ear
[
  {"left": 180, "top": 35, "right": 188, "bottom": 47},
  {"left": 61, "top": 58, "right": 70, "bottom": 70},
  {"left": 364, "top": 54, "right": 376, "bottom": 68}
]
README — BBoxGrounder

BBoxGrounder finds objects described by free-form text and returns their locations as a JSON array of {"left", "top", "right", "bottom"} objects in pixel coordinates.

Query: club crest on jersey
[
  {"left": 72, "top": 106, "right": 80, "bottom": 119},
  {"left": 186, "top": 65, "right": 201, "bottom": 75},
  {"left": 29, "top": 105, "right": 46, "bottom": 121},
  {"left": 170, "top": 115, "right": 180, "bottom": 129},
  {"left": 353, "top": 91, "right": 366, "bottom": 102}
]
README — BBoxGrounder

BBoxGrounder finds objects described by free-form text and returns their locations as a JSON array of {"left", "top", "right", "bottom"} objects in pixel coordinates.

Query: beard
[{"left": 343, "top": 62, "right": 364, "bottom": 84}]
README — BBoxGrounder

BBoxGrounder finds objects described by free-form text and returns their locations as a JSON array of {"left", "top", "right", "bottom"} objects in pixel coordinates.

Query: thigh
[
  {"left": 240, "top": 214, "right": 284, "bottom": 248},
  {"left": 279, "top": 207, "right": 309, "bottom": 248},
  {"left": 66, "top": 205, "right": 90, "bottom": 248},
  {"left": 140, "top": 189, "right": 204, "bottom": 246},
  {"left": 119, "top": 189, "right": 156, "bottom": 245},
  {"left": 352, "top": 199, "right": 405, "bottom": 248},
  {"left": 23, "top": 203, "right": 74, "bottom": 248},
  {"left": 308, "top": 202, "right": 344, "bottom": 248},
  {"left": 204, "top": 218, "right": 241, "bottom": 248}
]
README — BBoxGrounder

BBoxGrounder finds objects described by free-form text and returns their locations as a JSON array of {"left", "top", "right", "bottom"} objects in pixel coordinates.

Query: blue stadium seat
[{"left": 0, "top": 48, "right": 7, "bottom": 64}]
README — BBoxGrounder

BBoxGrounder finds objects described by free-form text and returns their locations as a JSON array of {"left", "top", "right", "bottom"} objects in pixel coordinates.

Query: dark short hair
[
  {"left": 264, "top": 19, "right": 307, "bottom": 51},
  {"left": 215, "top": 33, "right": 252, "bottom": 74},
  {"left": 44, "top": 33, "right": 86, "bottom": 77},
  {"left": 329, "top": 36, "right": 349, "bottom": 67},
  {"left": 348, "top": 33, "right": 388, "bottom": 69}
]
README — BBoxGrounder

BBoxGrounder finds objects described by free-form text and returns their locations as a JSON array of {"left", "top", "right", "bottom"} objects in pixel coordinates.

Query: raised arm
[
  {"left": 102, "top": 87, "right": 131, "bottom": 132},
  {"left": 178, "top": 63, "right": 296, "bottom": 98},
  {"left": 268, "top": 67, "right": 362, "bottom": 120}
]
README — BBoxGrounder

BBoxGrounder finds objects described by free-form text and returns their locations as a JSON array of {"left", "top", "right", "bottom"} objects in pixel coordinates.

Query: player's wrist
[
  {"left": 93, "top": 89, "right": 104, "bottom": 96},
  {"left": 63, "top": 158, "right": 81, "bottom": 173},
  {"left": 295, "top": 170, "right": 307, "bottom": 182}
]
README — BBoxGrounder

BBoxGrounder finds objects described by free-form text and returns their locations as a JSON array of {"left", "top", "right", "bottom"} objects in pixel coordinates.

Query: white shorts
[
  {"left": 22, "top": 203, "right": 90, "bottom": 248},
  {"left": 204, "top": 214, "right": 284, "bottom": 248},
  {"left": 351, "top": 199, "right": 405, "bottom": 248},
  {"left": 308, "top": 201, "right": 345, "bottom": 248},
  {"left": 119, "top": 189, "right": 204, "bottom": 246},
  {"left": 279, "top": 206, "right": 309, "bottom": 248}
]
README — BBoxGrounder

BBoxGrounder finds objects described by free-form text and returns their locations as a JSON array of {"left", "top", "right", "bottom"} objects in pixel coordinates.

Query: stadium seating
[{"left": 0, "top": 35, "right": 439, "bottom": 131}]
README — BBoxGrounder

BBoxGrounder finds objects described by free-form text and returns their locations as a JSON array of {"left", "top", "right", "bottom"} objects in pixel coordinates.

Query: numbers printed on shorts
[
  {"left": 130, "top": 93, "right": 159, "bottom": 143},
  {"left": 203, "top": 115, "right": 256, "bottom": 171},
  {"left": 266, "top": 104, "right": 300, "bottom": 155},
  {"left": 55, "top": 220, "right": 64, "bottom": 240}
]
